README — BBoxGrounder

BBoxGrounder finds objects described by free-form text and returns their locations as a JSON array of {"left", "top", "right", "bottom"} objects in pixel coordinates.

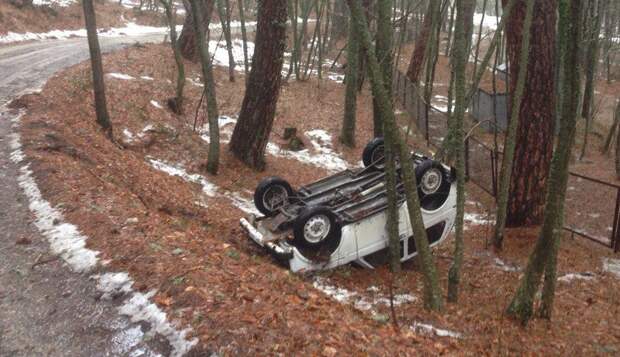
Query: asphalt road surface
[{"left": 0, "top": 33, "right": 181, "bottom": 357}]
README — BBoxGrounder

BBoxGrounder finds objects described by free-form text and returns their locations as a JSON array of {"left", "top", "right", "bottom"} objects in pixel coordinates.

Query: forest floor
[
  {"left": 0, "top": 0, "right": 178, "bottom": 41},
  {"left": 8, "top": 39, "right": 620, "bottom": 355}
]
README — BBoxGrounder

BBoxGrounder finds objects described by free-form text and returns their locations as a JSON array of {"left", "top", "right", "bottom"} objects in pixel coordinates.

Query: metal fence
[{"left": 392, "top": 69, "right": 620, "bottom": 252}]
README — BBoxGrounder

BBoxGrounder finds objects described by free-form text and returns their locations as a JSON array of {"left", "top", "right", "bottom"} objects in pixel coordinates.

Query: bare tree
[
  {"left": 229, "top": 0, "right": 287, "bottom": 170},
  {"left": 179, "top": 0, "right": 214, "bottom": 61},
  {"left": 216, "top": 0, "right": 236, "bottom": 81},
  {"left": 82, "top": 0, "right": 113, "bottom": 139},
  {"left": 340, "top": 10, "right": 360, "bottom": 148},
  {"left": 160, "top": 0, "right": 186, "bottom": 114},
  {"left": 190, "top": 0, "right": 220, "bottom": 174}
]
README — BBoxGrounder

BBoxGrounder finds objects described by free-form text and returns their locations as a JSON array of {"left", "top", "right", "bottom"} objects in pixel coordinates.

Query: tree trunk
[
  {"left": 160, "top": 0, "right": 186, "bottom": 114},
  {"left": 229, "top": 0, "right": 287, "bottom": 170},
  {"left": 179, "top": 0, "right": 213, "bottom": 61},
  {"left": 405, "top": 0, "right": 438, "bottom": 84},
  {"left": 82, "top": 0, "right": 113, "bottom": 139},
  {"left": 503, "top": 0, "right": 557, "bottom": 228},
  {"left": 579, "top": 0, "right": 605, "bottom": 161},
  {"left": 508, "top": 0, "right": 583, "bottom": 324},
  {"left": 238, "top": 0, "right": 250, "bottom": 74},
  {"left": 329, "top": 0, "right": 347, "bottom": 48},
  {"left": 372, "top": 0, "right": 394, "bottom": 138},
  {"left": 602, "top": 100, "right": 619, "bottom": 154},
  {"left": 347, "top": 0, "right": 443, "bottom": 311},
  {"left": 340, "top": 12, "right": 359, "bottom": 148},
  {"left": 447, "top": 0, "right": 474, "bottom": 303},
  {"left": 216, "top": 0, "right": 236, "bottom": 81},
  {"left": 190, "top": 0, "right": 220, "bottom": 174},
  {"left": 493, "top": 0, "right": 535, "bottom": 249}
]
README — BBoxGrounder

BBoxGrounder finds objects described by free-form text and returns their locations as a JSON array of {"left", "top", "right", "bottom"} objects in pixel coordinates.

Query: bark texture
[
  {"left": 508, "top": 0, "right": 582, "bottom": 323},
  {"left": 229, "top": 0, "right": 287, "bottom": 170},
  {"left": 82, "top": 0, "right": 113, "bottom": 139},
  {"left": 504, "top": 0, "right": 557, "bottom": 227},
  {"left": 405, "top": 0, "right": 438, "bottom": 83},
  {"left": 178, "top": 0, "right": 214, "bottom": 61},
  {"left": 341, "top": 12, "right": 359, "bottom": 147}
]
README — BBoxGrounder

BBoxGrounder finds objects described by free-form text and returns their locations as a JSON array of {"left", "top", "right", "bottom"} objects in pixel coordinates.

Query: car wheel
[
  {"left": 415, "top": 160, "right": 451, "bottom": 211},
  {"left": 293, "top": 206, "right": 342, "bottom": 250},
  {"left": 362, "top": 137, "right": 386, "bottom": 170},
  {"left": 254, "top": 177, "right": 295, "bottom": 216}
]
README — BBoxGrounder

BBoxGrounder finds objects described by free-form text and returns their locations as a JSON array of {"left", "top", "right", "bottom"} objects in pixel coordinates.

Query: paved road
[{"left": 0, "top": 33, "right": 175, "bottom": 357}]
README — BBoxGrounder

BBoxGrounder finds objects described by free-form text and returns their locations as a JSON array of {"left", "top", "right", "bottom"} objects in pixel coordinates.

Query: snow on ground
[
  {"left": 473, "top": 12, "right": 501, "bottom": 31},
  {"left": 312, "top": 277, "right": 416, "bottom": 314},
  {"left": 411, "top": 322, "right": 463, "bottom": 339},
  {"left": 33, "top": 0, "right": 76, "bottom": 7},
  {"left": 493, "top": 257, "right": 521, "bottom": 272},
  {"left": 463, "top": 212, "right": 494, "bottom": 231},
  {"left": 150, "top": 100, "right": 163, "bottom": 109},
  {"left": 123, "top": 124, "right": 158, "bottom": 143},
  {"left": 140, "top": 76, "right": 154, "bottom": 81},
  {"left": 558, "top": 272, "right": 596, "bottom": 283},
  {"left": 603, "top": 258, "right": 620, "bottom": 279},
  {"left": 107, "top": 73, "right": 135, "bottom": 80},
  {"left": 267, "top": 129, "right": 352, "bottom": 173},
  {"left": 7, "top": 108, "right": 197, "bottom": 356},
  {"left": 209, "top": 39, "right": 255, "bottom": 72},
  {"left": 148, "top": 158, "right": 259, "bottom": 215}
]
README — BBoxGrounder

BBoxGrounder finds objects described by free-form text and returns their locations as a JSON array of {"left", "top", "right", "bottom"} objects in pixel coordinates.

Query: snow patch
[
  {"left": 108, "top": 73, "right": 135, "bottom": 80},
  {"left": 33, "top": 0, "right": 76, "bottom": 7},
  {"left": 267, "top": 130, "right": 351, "bottom": 173},
  {"left": 411, "top": 322, "right": 462, "bottom": 339},
  {"left": 8, "top": 111, "right": 196, "bottom": 355},
  {"left": 96, "top": 272, "right": 134, "bottom": 300},
  {"left": 208, "top": 39, "right": 256, "bottom": 72},
  {"left": 493, "top": 257, "right": 521, "bottom": 272},
  {"left": 312, "top": 277, "right": 416, "bottom": 314},
  {"left": 558, "top": 272, "right": 595, "bottom": 283},
  {"left": 141, "top": 76, "right": 155, "bottom": 81},
  {"left": 150, "top": 100, "right": 163, "bottom": 109},
  {"left": 603, "top": 258, "right": 620, "bottom": 279},
  {"left": 119, "top": 291, "right": 197, "bottom": 357}
]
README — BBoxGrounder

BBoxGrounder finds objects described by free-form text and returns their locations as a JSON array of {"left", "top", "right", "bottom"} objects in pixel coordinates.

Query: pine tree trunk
[
  {"left": 509, "top": 0, "right": 583, "bottom": 323},
  {"left": 503, "top": 0, "right": 557, "bottom": 227},
  {"left": 82, "top": 0, "right": 113, "bottom": 139},
  {"left": 160, "top": 0, "right": 186, "bottom": 114},
  {"left": 406, "top": 0, "right": 438, "bottom": 84},
  {"left": 229, "top": 0, "right": 287, "bottom": 170},
  {"left": 447, "top": 0, "right": 474, "bottom": 304},
  {"left": 493, "top": 0, "right": 536, "bottom": 249},
  {"left": 190, "top": 0, "right": 220, "bottom": 174},
  {"left": 179, "top": 0, "right": 213, "bottom": 61},
  {"left": 347, "top": 0, "right": 443, "bottom": 311},
  {"left": 340, "top": 12, "right": 359, "bottom": 148}
]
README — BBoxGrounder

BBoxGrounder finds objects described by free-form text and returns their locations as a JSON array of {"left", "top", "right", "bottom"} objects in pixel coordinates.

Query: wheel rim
[
  {"left": 421, "top": 168, "right": 442, "bottom": 195},
  {"left": 303, "top": 214, "right": 331, "bottom": 244},
  {"left": 262, "top": 185, "right": 288, "bottom": 212},
  {"left": 371, "top": 145, "right": 385, "bottom": 168}
]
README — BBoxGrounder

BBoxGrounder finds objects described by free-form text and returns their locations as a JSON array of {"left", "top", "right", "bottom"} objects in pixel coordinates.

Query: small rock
[
  {"left": 172, "top": 248, "right": 184, "bottom": 256},
  {"left": 61, "top": 291, "right": 72, "bottom": 298},
  {"left": 15, "top": 237, "right": 32, "bottom": 245},
  {"left": 52, "top": 218, "right": 60, "bottom": 225}
]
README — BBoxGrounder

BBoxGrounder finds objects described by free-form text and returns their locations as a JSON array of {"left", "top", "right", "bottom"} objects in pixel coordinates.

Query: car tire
[
  {"left": 254, "top": 177, "right": 295, "bottom": 216},
  {"left": 415, "top": 160, "right": 451, "bottom": 211},
  {"left": 362, "top": 137, "right": 386, "bottom": 170},
  {"left": 292, "top": 206, "right": 342, "bottom": 250}
]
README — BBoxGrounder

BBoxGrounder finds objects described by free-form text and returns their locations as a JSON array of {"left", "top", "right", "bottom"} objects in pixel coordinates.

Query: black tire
[
  {"left": 254, "top": 177, "right": 295, "bottom": 216},
  {"left": 292, "top": 206, "right": 342, "bottom": 250},
  {"left": 362, "top": 137, "right": 385, "bottom": 170},
  {"left": 415, "top": 160, "right": 451, "bottom": 211}
]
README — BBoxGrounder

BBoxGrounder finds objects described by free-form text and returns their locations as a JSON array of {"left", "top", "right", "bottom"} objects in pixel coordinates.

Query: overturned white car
[{"left": 240, "top": 137, "right": 457, "bottom": 272}]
